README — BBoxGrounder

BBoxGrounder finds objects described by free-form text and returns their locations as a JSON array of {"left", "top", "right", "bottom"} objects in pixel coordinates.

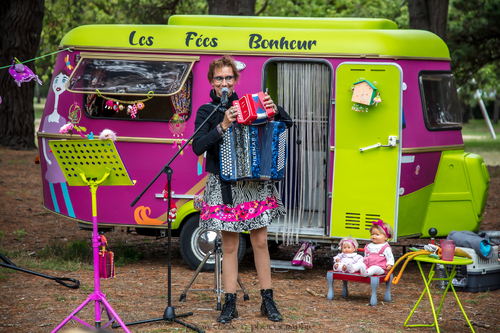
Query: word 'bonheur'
[{"left": 249, "top": 34, "right": 317, "bottom": 50}]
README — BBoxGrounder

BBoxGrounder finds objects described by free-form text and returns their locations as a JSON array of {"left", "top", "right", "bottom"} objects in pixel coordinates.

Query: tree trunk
[
  {"left": 460, "top": 99, "right": 471, "bottom": 123},
  {"left": 239, "top": 0, "right": 256, "bottom": 15},
  {"left": 409, "top": 0, "right": 449, "bottom": 42},
  {"left": 0, "top": 0, "right": 44, "bottom": 150},
  {"left": 207, "top": 0, "right": 239, "bottom": 15},
  {"left": 493, "top": 94, "right": 499, "bottom": 125}
]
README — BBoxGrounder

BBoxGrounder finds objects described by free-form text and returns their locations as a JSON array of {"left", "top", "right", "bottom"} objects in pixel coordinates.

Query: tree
[
  {"left": 408, "top": 0, "right": 449, "bottom": 42},
  {"left": 448, "top": 0, "right": 500, "bottom": 86},
  {"left": 0, "top": 0, "right": 45, "bottom": 150},
  {"left": 207, "top": 0, "right": 267, "bottom": 15}
]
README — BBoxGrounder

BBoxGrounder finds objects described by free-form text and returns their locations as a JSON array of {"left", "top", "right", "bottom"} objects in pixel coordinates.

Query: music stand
[
  {"left": 48, "top": 139, "right": 134, "bottom": 333},
  {"left": 179, "top": 230, "right": 249, "bottom": 311}
]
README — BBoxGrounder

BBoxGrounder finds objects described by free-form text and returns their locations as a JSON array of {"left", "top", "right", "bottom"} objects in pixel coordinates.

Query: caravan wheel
[{"left": 179, "top": 214, "right": 246, "bottom": 271}]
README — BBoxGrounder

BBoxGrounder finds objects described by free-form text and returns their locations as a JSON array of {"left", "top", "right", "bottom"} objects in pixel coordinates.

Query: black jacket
[{"left": 192, "top": 89, "right": 293, "bottom": 175}]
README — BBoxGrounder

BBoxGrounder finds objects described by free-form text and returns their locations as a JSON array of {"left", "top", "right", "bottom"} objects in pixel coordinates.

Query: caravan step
[{"left": 270, "top": 260, "right": 306, "bottom": 271}]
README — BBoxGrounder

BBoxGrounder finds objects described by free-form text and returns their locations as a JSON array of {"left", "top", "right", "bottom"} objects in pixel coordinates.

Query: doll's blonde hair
[
  {"left": 339, "top": 236, "right": 359, "bottom": 251},
  {"left": 370, "top": 221, "right": 394, "bottom": 241}
]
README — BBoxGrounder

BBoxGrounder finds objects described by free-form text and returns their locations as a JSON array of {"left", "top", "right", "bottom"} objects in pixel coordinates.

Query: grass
[{"left": 462, "top": 120, "right": 500, "bottom": 166}]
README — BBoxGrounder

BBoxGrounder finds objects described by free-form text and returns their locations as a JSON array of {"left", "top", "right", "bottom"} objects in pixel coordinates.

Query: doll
[
  {"left": 162, "top": 182, "right": 177, "bottom": 221},
  {"left": 333, "top": 236, "right": 363, "bottom": 273},
  {"left": 358, "top": 220, "right": 395, "bottom": 277}
]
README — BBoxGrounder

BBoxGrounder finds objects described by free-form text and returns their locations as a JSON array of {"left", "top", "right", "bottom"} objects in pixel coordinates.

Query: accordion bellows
[{"left": 220, "top": 121, "right": 287, "bottom": 182}]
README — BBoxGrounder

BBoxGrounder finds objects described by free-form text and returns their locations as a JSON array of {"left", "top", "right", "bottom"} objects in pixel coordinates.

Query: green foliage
[
  {"left": 448, "top": 0, "right": 500, "bottom": 86},
  {"left": 13, "top": 229, "right": 28, "bottom": 241},
  {"left": 37, "top": 238, "right": 92, "bottom": 263},
  {"left": 112, "top": 241, "right": 145, "bottom": 266},
  {"left": 258, "top": 0, "right": 408, "bottom": 28}
]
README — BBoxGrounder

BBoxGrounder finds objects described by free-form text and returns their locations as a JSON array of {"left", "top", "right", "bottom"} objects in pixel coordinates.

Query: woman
[{"left": 192, "top": 55, "right": 292, "bottom": 323}]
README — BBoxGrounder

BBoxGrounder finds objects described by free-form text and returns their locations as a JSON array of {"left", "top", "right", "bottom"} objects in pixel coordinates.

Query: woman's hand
[
  {"left": 263, "top": 92, "right": 278, "bottom": 113},
  {"left": 221, "top": 105, "right": 239, "bottom": 131},
  {"left": 386, "top": 264, "right": 393, "bottom": 271}
]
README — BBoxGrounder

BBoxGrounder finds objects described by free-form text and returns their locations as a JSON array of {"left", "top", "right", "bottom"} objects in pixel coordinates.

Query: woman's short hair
[{"left": 207, "top": 55, "right": 240, "bottom": 83}]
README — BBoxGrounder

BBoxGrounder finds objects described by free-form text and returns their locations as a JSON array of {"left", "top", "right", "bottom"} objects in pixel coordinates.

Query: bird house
[{"left": 351, "top": 80, "right": 377, "bottom": 106}]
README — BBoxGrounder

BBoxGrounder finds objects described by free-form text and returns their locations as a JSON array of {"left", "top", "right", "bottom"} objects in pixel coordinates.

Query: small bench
[{"left": 326, "top": 270, "right": 393, "bottom": 306}]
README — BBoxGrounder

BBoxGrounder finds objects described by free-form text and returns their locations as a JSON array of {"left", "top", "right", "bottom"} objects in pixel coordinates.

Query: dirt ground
[{"left": 1, "top": 147, "right": 500, "bottom": 333}]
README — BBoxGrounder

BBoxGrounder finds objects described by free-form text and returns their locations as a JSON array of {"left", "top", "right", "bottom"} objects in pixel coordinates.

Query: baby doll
[
  {"left": 333, "top": 236, "right": 363, "bottom": 273},
  {"left": 358, "top": 220, "right": 395, "bottom": 277}
]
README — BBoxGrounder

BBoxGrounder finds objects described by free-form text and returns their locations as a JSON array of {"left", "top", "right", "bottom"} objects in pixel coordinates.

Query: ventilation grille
[{"left": 344, "top": 212, "right": 382, "bottom": 230}]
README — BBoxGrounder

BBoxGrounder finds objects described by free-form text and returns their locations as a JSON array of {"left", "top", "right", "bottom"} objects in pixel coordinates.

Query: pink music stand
[{"left": 48, "top": 139, "right": 134, "bottom": 332}]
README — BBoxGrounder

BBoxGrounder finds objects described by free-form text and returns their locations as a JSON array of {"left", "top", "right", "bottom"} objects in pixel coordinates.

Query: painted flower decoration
[{"left": 59, "top": 123, "right": 74, "bottom": 134}]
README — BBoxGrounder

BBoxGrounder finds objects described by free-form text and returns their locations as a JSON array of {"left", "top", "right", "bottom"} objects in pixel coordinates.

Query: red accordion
[{"left": 233, "top": 91, "right": 276, "bottom": 125}]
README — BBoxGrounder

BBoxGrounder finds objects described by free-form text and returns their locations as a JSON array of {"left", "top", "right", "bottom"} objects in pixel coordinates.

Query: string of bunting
[
  {"left": 95, "top": 89, "right": 154, "bottom": 119},
  {"left": 95, "top": 89, "right": 154, "bottom": 104},
  {"left": 0, "top": 47, "right": 73, "bottom": 70}
]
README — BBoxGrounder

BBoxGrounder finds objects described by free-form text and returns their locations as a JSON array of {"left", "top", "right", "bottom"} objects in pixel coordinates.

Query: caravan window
[
  {"left": 67, "top": 53, "right": 198, "bottom": 121},
  {"left": 419, "top": 72, "right": 462, "bottom": 130}
]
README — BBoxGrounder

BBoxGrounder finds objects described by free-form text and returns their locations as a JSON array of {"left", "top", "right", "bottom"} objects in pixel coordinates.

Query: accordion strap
[{"left": 220, "top": 177, "right": 233, "bottom": 206}]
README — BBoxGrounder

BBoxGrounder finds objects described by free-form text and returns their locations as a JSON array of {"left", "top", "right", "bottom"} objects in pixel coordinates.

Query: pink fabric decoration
[
  {"left": 99, "top": 129, "right": 117, "bottom": 141},
  {"left": 200, "top": 196, "right": 279, "bottom": 222},
  {"left": 9, "top": 59, "right": 42, "bottom": 87}
]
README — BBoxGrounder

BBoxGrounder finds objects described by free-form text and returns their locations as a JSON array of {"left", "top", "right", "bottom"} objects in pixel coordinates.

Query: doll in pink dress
[
  {"left": 355, "top": 220, "right": 395, "bottom": 277},
  {"left": 333, "top": 236, "right": 364, "bottom": 273}
]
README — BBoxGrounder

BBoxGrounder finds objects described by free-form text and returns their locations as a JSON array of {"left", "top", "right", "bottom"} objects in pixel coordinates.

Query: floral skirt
[{"left": 200, "top": 173, "right": 286, "bottom": 232}]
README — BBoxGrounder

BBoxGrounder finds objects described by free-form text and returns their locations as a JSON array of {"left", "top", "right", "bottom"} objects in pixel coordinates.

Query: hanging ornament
[
  {"left": 137, "top": 102, "right": 145, "bottom": 110},
  {"left": 105, "top": 100, "right": 114, "bottom": 110},
  {"left": 112, "top": 102, "right": 119, "bottom": 112},
  {"left": 129, "top": 103, "right": 138, "bottom": 119},
  {"left": 68, "top": 102, "right": 82, "bottom": 124},
  {"left": 119, "top": 104, "right": 124, "bottom": 111},
  {"left": 169, "top": 114, "right": 186, "bottom": 138},
  {"left": 9, "top": 58, "right": 42, "bottom": 87}
]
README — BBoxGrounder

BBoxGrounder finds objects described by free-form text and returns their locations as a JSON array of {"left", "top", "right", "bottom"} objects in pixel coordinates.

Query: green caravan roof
[
  {"left": 167, "top": 15, "right": 399, "bottom": 30},
  {"left": 59, "top": 19, "right": 450, "bottom": 60}
]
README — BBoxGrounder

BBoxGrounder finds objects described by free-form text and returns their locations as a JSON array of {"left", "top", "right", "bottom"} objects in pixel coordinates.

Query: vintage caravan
[{"left": 37, "top": 15, "right": 490, "bottom": 270}]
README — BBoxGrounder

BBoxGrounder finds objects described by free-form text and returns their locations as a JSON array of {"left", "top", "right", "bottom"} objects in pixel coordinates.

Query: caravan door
[{"left": 330, "top": 62, "right": 402, "bottom": 241}]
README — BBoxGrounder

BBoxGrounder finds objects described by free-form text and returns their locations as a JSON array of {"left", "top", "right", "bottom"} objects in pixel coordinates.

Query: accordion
[
  {"left": 233, "top": 92, "right": 276, "bottom": 125},
  {"left": 220, "top": 121, "right": 287, "bottom": 182}
]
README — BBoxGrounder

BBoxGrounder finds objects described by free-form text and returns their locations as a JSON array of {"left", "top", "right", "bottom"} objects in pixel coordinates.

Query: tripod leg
[
  {"left": 237, "top": 276, "right": 250, "bottom": 301},
  {"left": 215, "top": 249, "right": 223, "bottom": 311},
  {"left": 179, "top": 249, "right": 214, "bottom": 302},
  {"left": 174, "top": 318, "right": 205, "bottom": 333}
]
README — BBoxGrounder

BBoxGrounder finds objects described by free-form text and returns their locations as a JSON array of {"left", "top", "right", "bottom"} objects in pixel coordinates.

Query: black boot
[
  {"left": 260, "top": 289, "right": 283, "bottom": 322},
  {"left": 217, "top": 293, "right": 238, "bottom": 323}
]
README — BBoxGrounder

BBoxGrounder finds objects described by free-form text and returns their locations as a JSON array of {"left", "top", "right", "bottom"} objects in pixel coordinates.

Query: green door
[{"left": 330, "top": 62, "right": 402, "bottom": 241}]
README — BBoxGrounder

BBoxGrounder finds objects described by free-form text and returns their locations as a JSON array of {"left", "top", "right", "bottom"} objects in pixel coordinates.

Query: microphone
[{"left": 221, "top": 87, "right": 229, "bottom": 107}]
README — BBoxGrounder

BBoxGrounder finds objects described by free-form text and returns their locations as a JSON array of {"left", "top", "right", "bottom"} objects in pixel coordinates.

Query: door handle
[{"left": 359, "top": 135, "right": 398, "bottom": 152}]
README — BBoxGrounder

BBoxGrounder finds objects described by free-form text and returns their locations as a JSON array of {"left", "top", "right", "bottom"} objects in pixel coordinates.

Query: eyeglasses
[{"left": 213, "top": 76, "right": 235, "bottom": 84}]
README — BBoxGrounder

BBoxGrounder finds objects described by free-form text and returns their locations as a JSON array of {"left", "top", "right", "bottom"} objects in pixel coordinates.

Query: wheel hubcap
[{"left": 191, "top": 227, "right": 217, "bottom": 265}]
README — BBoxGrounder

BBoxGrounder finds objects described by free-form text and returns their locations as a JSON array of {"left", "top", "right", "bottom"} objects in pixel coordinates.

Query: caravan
[{"left": 37, "top": 16, "right": 490, "bottom": 270}]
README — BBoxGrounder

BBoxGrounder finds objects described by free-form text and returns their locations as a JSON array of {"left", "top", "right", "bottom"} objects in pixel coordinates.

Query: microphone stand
[{"left": 117, "top": 102, "right": 225, "bottom": 332}]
